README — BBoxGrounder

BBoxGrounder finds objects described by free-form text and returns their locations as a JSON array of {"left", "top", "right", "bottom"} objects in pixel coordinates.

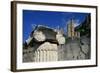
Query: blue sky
[{"left": 23, "top": 10, "right": 90, "bottom": 43}]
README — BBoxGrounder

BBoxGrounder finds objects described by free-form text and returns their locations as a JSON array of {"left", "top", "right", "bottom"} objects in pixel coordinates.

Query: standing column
[
  {"left": 50, "top": 50, "right": 52, "bottom": 61},
  {"left": 49, "top": 50, "right": 51, "bottom": 61},
  {"left": 46, "top": 50, "right": 47, "bottom": 62},
  {"left": 45, "top": 50, "right": 47, "bottom": 62},
  {"left": 34, "top": 51, "right": 37, "bottom": 62},
  {"left": 55, "top": 50, "right": 58, "bottom": 61},
  {"left": 43, "top": 50, "right": 45, "bottom": 62},
  {"left": 40, "top": 50, "right": 43, "bottom": 62},
  {"left": 39, "top": 50, "right": 40, "bottom": 62},
  {"left": 35, "top": 50, "right": 38, "bottom": 62},
  {"left": 53, "top": 50, "right": 55, "bottom": 61},
  {"left": 47, "top": 50, "right": 49, "bottom": 61},
  {"left": 51, "top": 50, "right": 53, "bottom": 61},
  {"left": 37, "top": 50, "right": 39, "bottom": 62},
  {"left": 51, "top": 50, "right": 54, "bottom": 61}
]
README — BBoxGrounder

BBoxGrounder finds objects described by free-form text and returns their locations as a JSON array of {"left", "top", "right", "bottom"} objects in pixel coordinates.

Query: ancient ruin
[{"left": 23, "top": 14, "right": 91, "bottom": 62}]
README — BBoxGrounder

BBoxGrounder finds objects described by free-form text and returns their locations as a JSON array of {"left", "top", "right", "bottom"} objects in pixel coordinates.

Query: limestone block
[
  {"left": 56, "top": 33, "right": 65, "bottom": 44},
  {"left": 33, "top": 31, "right": 46, "bottom": 42}
]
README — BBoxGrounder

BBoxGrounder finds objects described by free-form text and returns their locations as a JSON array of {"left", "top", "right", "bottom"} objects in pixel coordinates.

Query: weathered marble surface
[
  {"left": 23, "top": 25, "right": 90, "bottom": 62},
  {"left": 23, "top": 36, "right": 90, "bottom": 62}
]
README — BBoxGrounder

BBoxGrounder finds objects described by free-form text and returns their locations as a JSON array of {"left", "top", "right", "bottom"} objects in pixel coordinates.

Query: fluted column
[
  {"left": 45, "top": 50, "right": 47, "bottom": 62},
  {"left": 51, "top": 50, "right": 53, "bottom": 61},
  {"left": 34, "top": 51, "right": 37, "bottom": 62},
  {"left": 49, "top": 50, "right": 51, "bottom": 61},
  {"left": 40, "top": 50, "right": 43, "bottom": 62},
  {"left": 55, "top": 50, "right": 58, "bottom": 61},
  {"left": 51, "top": 50, "right": 54, "bottom": 61},
  {"left": 43, "top": 50, "right": 46, "bottom": 62},
  {"left": 39, "top": 50, "right": 40, "bottom": 62},
  {"left": 34, "top": 46, "right": 58, "bottom": 62},
  {"left": 46, "top": 50, "right": 48, "bottom": 61},
  {"left": 37, "top": 50, "right": 39, "bottom": 62},
  {"left": 47, "top": 50, "right": 50, "bottom": 61}
]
